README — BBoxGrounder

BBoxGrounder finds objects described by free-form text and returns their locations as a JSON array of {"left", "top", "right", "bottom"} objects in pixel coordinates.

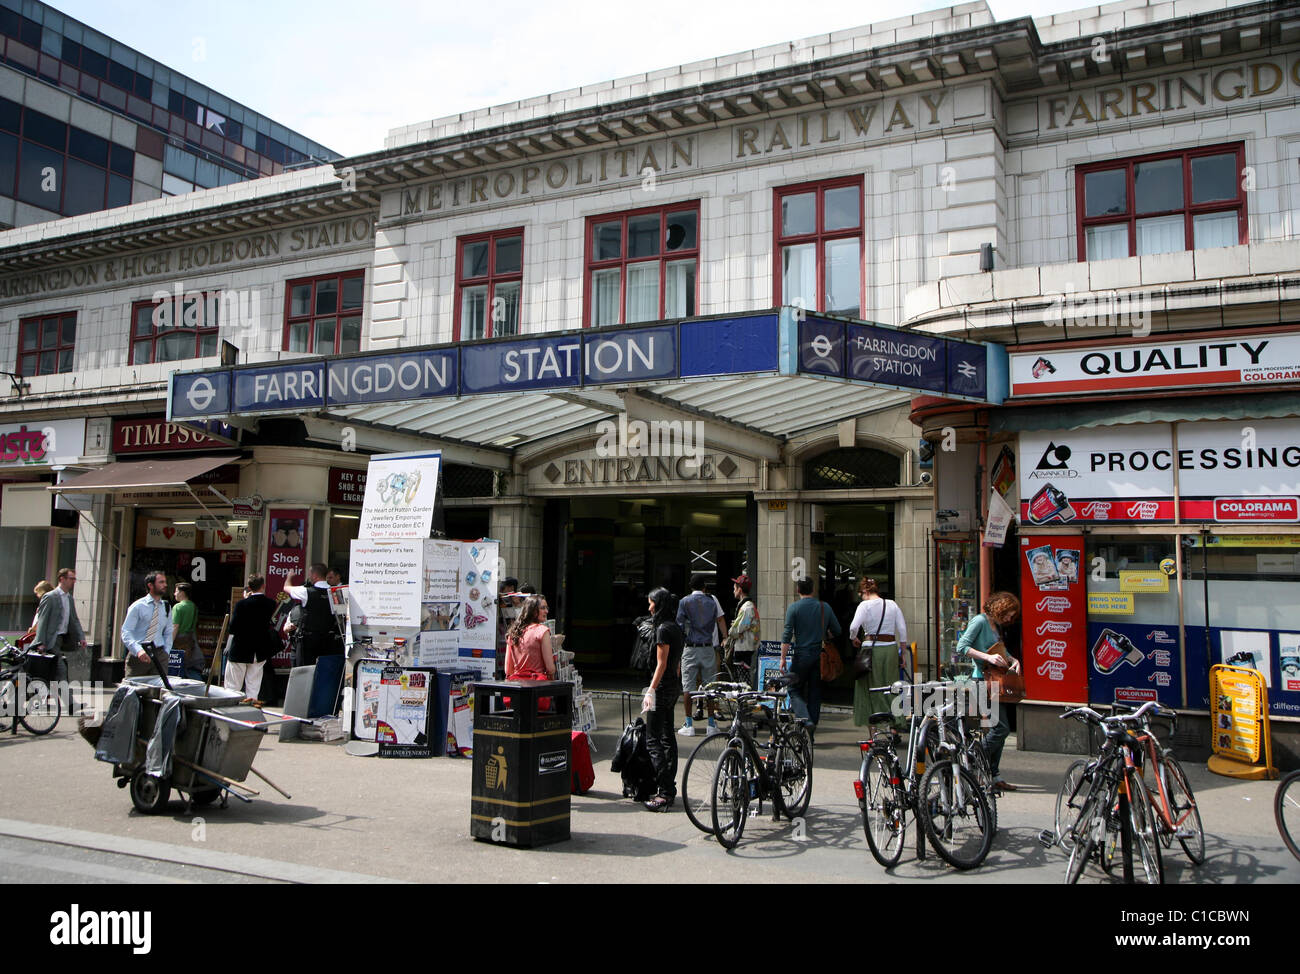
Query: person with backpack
[
  {"left": 723, "top": 574, "right": 759, "bottom": 679},
  {"left": 642, "top": 587, "right": 683, "bottom": 812},
  {"left": 287, "top": 564, "right": 342, "bottom": 666}
]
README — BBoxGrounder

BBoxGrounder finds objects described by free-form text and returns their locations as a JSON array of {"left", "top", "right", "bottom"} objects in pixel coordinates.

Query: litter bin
[{"left": 471, "top": 680, "right": 572, "bottom": 848}]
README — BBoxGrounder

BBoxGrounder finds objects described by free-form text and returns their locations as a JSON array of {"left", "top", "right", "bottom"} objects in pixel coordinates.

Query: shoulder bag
[
  {"left": 853, "top": 601, "right": 889, "bottom": 679},
  {"left": 984, "top": 639, "right": 1025, "bottom": 704},
  {"left": 818, "top": 602, "right": 843, "bottom": 681}
]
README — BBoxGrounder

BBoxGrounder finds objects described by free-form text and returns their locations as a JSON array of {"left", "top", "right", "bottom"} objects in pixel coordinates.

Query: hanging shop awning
[
  {"left": 49, "top": 454, "right": 235, "bottom": 493},
  {"left": 165, "top": 309, "right": 1006, "bottom": 451}
]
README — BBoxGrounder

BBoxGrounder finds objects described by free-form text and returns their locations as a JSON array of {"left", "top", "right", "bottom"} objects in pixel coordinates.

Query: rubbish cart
[{"left": 470, "top": 680, "right": 573, "bottom": 848}]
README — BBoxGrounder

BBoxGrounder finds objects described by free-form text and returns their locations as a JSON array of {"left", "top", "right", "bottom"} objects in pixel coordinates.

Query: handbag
[
  {"left": 819, "top": 603, "right": 843, "bottom": 681},
  {"left": 853, "top": 601, "right": 890, "bottom": 679},
  {"left": 984, "top": 640, "right": 1025, "bottom": 704}
]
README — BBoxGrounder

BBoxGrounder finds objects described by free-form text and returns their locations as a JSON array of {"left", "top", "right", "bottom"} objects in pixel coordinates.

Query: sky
[{"left": 53, "top": 0, "right": 1095, "bottom": 158}]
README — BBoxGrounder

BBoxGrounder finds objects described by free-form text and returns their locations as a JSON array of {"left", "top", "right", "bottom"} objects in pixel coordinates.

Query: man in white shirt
[{"left": 120, "top": 571, "right": 173, "bottom": 678}]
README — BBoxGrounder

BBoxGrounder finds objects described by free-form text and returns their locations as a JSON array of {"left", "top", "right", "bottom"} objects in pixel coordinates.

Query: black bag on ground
[
  {"left": 630, "top": 615, "right": 657, "bottom": 671},
  {"left": 610, "top": 693, "right": 657, "bottom": 802}
]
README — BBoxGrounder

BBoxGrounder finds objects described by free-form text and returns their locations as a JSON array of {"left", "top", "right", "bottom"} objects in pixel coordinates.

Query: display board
[{"left": 1019, "top": 534, "right": 1088, "bottom": 703}]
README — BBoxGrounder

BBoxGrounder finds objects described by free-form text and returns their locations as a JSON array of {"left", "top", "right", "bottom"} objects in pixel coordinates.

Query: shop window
[
  {"left": 455, "top": 228, "right": 523, "bottom": 340},
  {"left": 774, "top": 175, "right": 863, "bottom": 317},
  {"left": 17, "top": 312, "right": 76, "bottom": 376},
  {"left": 585, "top": 202, "right": 699, "bottom": 326},
  {"left": 283, "top": 271, "right": 364, "bottom": 354},
  {"left": 129, "top": 293, "right": 220, "bottom": 364},
  {"left": 803, "top": 447, "right": 900, "bottom": 490},
  {"left": 1077, "top": 143, "right": 1246, "bottom": 260}
]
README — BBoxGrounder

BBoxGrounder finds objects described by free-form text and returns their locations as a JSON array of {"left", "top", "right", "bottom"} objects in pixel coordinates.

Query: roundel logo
[
  {"left": 811, "top": 334, "right": 833, "bottom": 358},
  {"left": 185, "top": 377, "right": 217, "bottom": 412}
]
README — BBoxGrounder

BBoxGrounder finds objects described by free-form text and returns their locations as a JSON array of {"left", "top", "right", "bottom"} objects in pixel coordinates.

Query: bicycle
[
  {"left": 708, "top": 673, "right": 812, "bottom": 849},
  {"left": 1276, "top": 768, "right": 1300, "bottom": 862},
  {"left": 1056, "top": 702, "right": 1164, "bottom": 885},
  {"left": 681, "top": 682, "right": 752, "bottom": 835},
  {"left": 0, "top": 638, "right": 62, "bottom": 736},
  {"left": 933, "top": 689, "right": 998, "bottom": 834},
  {"left": 855, "top": 680, "right": 993, "bottom": 870}
]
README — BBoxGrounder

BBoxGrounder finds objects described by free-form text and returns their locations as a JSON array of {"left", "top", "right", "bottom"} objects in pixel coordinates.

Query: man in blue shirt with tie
[{"left": 121, "top": 571, "right": 173, "bottom": 678}]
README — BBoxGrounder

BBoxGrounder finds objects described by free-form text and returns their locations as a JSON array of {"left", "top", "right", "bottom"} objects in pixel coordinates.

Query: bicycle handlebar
[{"left": 1060, "top": 699, "right": 1162, "bottom": 729}]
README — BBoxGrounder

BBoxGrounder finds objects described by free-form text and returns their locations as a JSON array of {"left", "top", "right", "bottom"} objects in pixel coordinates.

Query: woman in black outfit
[{"left": 644, "top": 587, "right": 684, "bottom": 812}]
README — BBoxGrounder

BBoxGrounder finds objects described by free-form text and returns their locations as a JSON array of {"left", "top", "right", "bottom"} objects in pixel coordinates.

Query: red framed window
[
  {"left": 773, "top": 175, "right": 863, "bottom": 317},
  {"left": 17, "top": 312, "right": 75, "bottom": 376},
  {"left": 129, "top": 293, "right": 219, "bottom": 364},
  {"left": 1076, "top": 143, "right": 1247, "bottom": 261},
  {"left": 284, "top": 271, "right": 364, "bottom": 353},
  {"left": 455, "top": 228, "right": 523, "bottom": 340},
  {"left": 585, "top": 202, "right": 699, "bottom": 327}
]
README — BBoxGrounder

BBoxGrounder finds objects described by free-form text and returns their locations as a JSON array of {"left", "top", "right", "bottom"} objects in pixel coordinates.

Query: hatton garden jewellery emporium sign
[{"left": 168, "top": 311, "right": 1003, "bottom": 422}]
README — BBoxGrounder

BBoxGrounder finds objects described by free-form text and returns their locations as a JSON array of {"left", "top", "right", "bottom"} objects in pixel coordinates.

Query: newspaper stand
[{"left": 470, "top": 680, "right": 573, "bottom": 848}]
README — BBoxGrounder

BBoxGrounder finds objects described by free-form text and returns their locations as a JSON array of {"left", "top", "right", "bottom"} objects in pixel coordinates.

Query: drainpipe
[{"left": 978, "top": 435, "right": 991, "bottom": 607}]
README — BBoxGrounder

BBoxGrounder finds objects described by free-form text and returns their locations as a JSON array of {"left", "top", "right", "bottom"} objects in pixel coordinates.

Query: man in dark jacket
[
  {"left": 289, "top": 563, "right": 342, "bottom": 666},
  {"left": 225, "top": 574, "right": 278, "bottom": 703}
]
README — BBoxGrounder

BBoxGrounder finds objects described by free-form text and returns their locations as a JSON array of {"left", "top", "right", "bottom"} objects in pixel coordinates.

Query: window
[
  {"left": 0, "top": 99, "right": 133, "bottom": 215},
  {"left": 455, "top": 228, "right": 522, "bottom": 340},
  {"left": 17, "top": 312, "right": 76, "bottom": 376},
  {"left": 585, "top": 202, "right": 698, "bottom": 326},
  {"left": 774, "top": 176, "right": 863, "bottom": 317},
  {"left": 283, "top": 271, "right": 364, "bottom": 353},
  {"left": 129, "top": 294, "right": 220, "bottom": 364},
  {"left": 1077, "top": 144, "right": 1246, "bottom": 260}
]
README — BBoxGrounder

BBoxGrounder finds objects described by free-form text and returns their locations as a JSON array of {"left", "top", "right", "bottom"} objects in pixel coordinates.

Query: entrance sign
[{"left": 168, "top": 310, "right": 1004, "bottom": 420}]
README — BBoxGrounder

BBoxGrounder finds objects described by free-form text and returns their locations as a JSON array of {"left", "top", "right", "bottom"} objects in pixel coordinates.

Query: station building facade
[{"left": 0, "top": 0, "right": 1296, "bottom": 753}]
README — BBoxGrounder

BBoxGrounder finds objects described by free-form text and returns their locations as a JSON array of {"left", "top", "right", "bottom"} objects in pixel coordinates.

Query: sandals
[{"left": 644, "top": 795, "right": 673, "bottom": 812}]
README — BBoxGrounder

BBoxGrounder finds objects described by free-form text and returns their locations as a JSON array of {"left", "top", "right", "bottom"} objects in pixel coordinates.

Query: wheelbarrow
[{"left": 84, "top": 672, "right": 305, "bottom": 814}]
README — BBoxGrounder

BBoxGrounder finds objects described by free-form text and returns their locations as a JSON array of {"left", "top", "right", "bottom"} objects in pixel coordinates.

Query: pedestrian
[
  {"left": 956, "top": 591, "right": 1022, "bottom": 793},
  {"left": 643, "top": 586, "right": 683, "bottom": 812},
  {"left": 170, "top": 582, "right": 204, "bottom": 681},
  {"left": 326, "top": 568, "right": 343, "bottom": 586},
  {"left": 22, "top": 579, "right": 54, "bottom": 644},
  {"left": 120, "top": 571, "right": 173, "bottom": 679},
  {"left": 723, "top": 574, "right": 759, "bottom": 679},
  {"left": 675, "top": 573, "right": 726, "bottom": 736},
  {"left": 504, "top": 595, "right": 556, "bottom": 682},
  {"left": 779, "top": 577, "right": 841, "bottom": 733},
  {"left": 847, "top": 578, "right": 909, "bottom": 727},
  {"left": 286, "top": 563, "right": 342, "bottom": 665},
  {"left": 31, "top": 568, "right": 86, "bottom": 711},
  {"left": 225, "top": 574, "right": 279, "bottom": 704}
]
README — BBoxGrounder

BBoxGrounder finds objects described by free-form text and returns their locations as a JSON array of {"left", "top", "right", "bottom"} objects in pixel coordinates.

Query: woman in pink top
[{"left": 505, "top": 595, "right": 556, "bottom": 682}]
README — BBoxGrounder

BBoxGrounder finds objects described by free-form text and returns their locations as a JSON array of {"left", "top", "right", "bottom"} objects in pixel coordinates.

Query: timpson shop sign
[{"left": 0, "top": 217, "right": 374, "bottom": 301}]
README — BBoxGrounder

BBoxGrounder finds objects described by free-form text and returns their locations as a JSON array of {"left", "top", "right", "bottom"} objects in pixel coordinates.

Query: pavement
[{"left": 0, "top": 686, "right": 1296, "bottom": 884}]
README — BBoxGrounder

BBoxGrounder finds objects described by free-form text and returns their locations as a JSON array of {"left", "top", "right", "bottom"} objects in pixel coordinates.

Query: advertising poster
[
  {"left": 1085, "top": 621, "right": 1181, "bottom": 708},
  {"left": 1211, "top": 666, "right": 1264, "bottom": 764},
  {"left": 1018, "top": 427, "right": 1174, "bottom": 525},
  {"left": 1282, "top": 634, "right": 1300, "bottom": 696},
  {"left": 376, "top": 666, "right": 435, "bottom": 757},
  {"left": 352, "top": 659, "right": 387, "bottom": 741},
  {"left": 357, "top": 450, "right": 442, "bottom": 540},
  {"left": 1019, "top": 534, "right": 1088, "bottom": 702},
  {"left": 417, "top": 599, "right": 460, "bottom": 668},
  {"left": 348, "top": 540, "right": 422, "bottom": 626},
  {"left": 423, "top": 539, "right": 461, "bottom": 599},
  {"left": 145, "top": 519, "right": 197, "bottom": 549},
  {"left": 459, "top": 540, "right": 499, "bottom": 652},
  {"left": 264, "top": 507, "right": 309, "bottom": 598}
]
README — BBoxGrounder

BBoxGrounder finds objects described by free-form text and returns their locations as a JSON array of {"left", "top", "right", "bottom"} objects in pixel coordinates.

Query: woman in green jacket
[{"left": 956, "top": 591, "right": 1021, "bottom": 792}]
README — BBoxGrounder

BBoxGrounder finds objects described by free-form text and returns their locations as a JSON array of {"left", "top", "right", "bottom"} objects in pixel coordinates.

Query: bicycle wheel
[
  {"left": 859, "top": 751, "right": 906, "bottom": 868},
  {"left": 1065, "top": 776, "right": 1111, "bottom": 884},
  {"left": 1127, "top": 772, "right": 1165, "bottom": 885},
  {"left": 1162, "top": 755, "right": 1205, "bottom": 866},
  {"left": 682, "top": 732, "right": 731, "bottom": 834},
  {"left": 1055, "top": 760, "right": 1088, "bottom": 849},
  {"left": 1277, "top": 770, "right": 1300, "bottom": 863},
  {"left": 19, "top": 677, "right": 61, "bottom": 735},
  {"left": 773, "top": 726, "right": 813, "bottom": 820},
  {"left": 711, "top": 746, "right": 751, "bottom": 849},
  {"left": 919, "top": 759, "right": 994, "bottom": 870},
  {"left": 965, "top": 739, "right": 997, "bottom": 834}
]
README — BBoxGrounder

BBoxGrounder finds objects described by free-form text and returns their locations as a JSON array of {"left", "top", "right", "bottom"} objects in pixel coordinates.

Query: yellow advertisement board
[
  {"left": 1119, "top": 570, "right": 1169, "bottom": 593},
  {"left": 1087, "top": 592, "right": 1135, "bottom": 615},
  {"left": 1208, "top": 664, "right": 1275, "bottom": 780}
]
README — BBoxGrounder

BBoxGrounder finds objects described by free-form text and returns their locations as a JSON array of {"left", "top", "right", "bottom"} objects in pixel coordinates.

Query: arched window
[{"left": 803, "top": 447, "right": 900, "bottom": 490}]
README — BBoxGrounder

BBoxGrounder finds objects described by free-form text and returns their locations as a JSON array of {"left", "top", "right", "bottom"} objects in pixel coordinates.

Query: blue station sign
[{"left": 168, "top": 309, "right": 1004, "bottom": 421}]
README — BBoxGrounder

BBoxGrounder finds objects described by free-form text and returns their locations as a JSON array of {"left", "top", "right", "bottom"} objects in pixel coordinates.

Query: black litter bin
[{"left": 471, "top": 680, "right": 573, "bottom": 848}]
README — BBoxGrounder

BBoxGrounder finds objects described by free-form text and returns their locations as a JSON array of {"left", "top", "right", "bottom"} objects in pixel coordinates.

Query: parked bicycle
[
  {"left": 1276, "top": 768, "right": 1300, "bottom": 862},
  {"left": 856, "top": 680, "right": 994, "bottom": 870},
  {"left": 933, "top": 688, "right": 999, "bottom": 834},
  {"left": 707, "top": 673, "right": 812, "bottom": 849},
  {"left": 0, "top": 637, "right": 61, "bottom": 736},
  {"left": 1055, "top": 702, "right": 1165, "bottom": 884}
]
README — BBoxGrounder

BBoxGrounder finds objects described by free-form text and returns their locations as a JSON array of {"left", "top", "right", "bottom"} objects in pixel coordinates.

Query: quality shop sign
[
  {"left": 1018, "top": 419, "right": 1300, "bottom": 524},
  {"left": 1009, "top": 331, "right": 1300, "bottom": 398}
]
